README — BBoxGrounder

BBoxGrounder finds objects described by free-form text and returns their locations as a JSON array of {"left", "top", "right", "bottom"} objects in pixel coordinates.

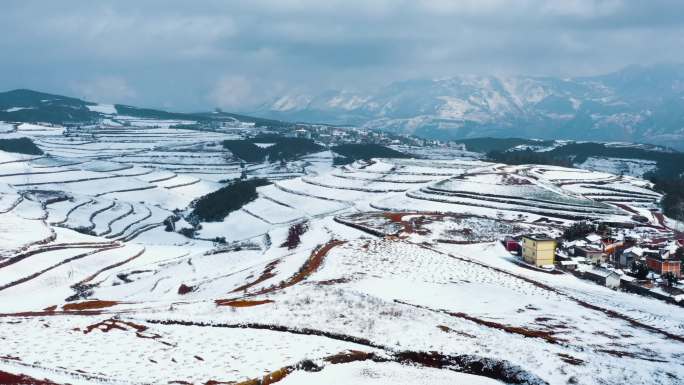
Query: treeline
[
  {"left": 223, "top": 136, "right": 324, "bottom": 163},
  {"left": 648, "top": 175, "right": 684, "bottom": 219},
  {"left": 562, "top": 221, "right": 608, "bottom": 240},
  {"left": 487, "top": 149, "right": 572, "bottom": 167},
  {"left": 0, "top": 137, "right": 43, "bottom": 155},
  {"left": 331, "top": 144, "right": 410, "bottom": 165},
  {"left": 190, "top": 178, "right": 270, "bottom": 222}
]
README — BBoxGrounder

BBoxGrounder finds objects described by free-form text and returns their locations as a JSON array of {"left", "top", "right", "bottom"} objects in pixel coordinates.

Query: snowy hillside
[
  {"left": 0, "top": 118, "right": 682, "bottom": 384},
  {"left": 254, "top": 64, "right": 684, "bottom": 148}
]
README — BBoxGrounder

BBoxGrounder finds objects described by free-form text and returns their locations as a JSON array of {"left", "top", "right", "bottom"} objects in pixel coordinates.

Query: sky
[{"left": 1, "top": 0, "right": 683, "bottom": 112}]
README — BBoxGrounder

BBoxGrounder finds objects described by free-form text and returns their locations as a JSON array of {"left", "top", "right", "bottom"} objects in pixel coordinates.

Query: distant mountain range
[
  {"left": 251, "top": 64, "right": 684, "bottom": 148},
  {"left": 0, "top": 89, "right": 287, "bottom": 128}
]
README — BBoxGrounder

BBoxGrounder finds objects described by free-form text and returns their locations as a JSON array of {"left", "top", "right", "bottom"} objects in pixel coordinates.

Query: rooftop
[{"left": 523, "top": 234, "right": 555, "bottom": 242}]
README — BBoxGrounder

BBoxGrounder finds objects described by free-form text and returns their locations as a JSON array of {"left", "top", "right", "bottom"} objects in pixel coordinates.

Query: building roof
[
  {"left": 523, "top": 234, "right": 555, "bottom": 242},
  {"left": 585, "top": 233, "right": 602, "bottom": 243},
  {"left": 620, "top": 275, "right": 637, "bottom": 283}
]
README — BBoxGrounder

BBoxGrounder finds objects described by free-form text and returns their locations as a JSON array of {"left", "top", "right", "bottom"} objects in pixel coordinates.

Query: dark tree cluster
[
  {"left": 647, "top": 175, "right": 684, "bottom": 220},
  {"left": 630, "top": 261, "right": 650, "bottom": 280},
  {"left": 223, "top": 136, "right": 324, "bottom": 163},
  {"left": 0, "top": 137, "right": 43, "bottom": 155},
  {"left": 331, "top": 144, "right": 410, "bottom": 164},
  {"left": 190, "top": 178, "right": 270, "bottom": 222},
  {"left": 281, "top": 221, "right": 309, "bottom": 250},
  {"left": 487, "top": 149, "right": 572, "bottom": 167},
  {"left": 563, "top": 221, "right": 596, "bottom": 240},
  {"left": 662, "top": 272, "right": 679, "bottom": 287}
]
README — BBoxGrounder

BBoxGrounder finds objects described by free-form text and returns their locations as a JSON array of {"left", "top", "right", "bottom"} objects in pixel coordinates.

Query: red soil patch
[
  {"left": 324, "top": 350, "right": 374, "bottom": 364},
  {"left": 83, "top": 318, "right": 169, "bottom": 344},
  {"left": 214, "top": 299, "right": 274, "bottom": 307},
  {"left": 0, "top": 371, "right": 61, "bottom": 385},
  {"left": 62, "top": 300, "right": 119, "bottom": 311},
  {"left": 235, "top": 239, "right": 346, "bottom": 298},
  {"left": 83, "top": 318, "right": 147, "bottom": 334},
  {"left": 232, "top": 260, "right": 280, "bottom": 293},
  {"left": 437, "top": 325, "right": 476, "bottom": 338},
  {"left": 285, "top": 240, "right": 346, "bottom": 287},
  {"left": 383, "top": 212, "right": 417, "bottom": 234},
  {"left": 230, "top": 351, "right": 375, "bottom": 385},
  {"left": 232, "top": 367, "right": 291, "bottom": 385}
]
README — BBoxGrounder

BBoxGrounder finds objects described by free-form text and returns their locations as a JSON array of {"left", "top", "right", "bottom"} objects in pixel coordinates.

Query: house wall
[
  {"left": 645, "top": 258, "right": 682, "bottom": 277},
  {"left": 662, "top": 261, "right": 681, "bottom": 278},
  {"left": 522, "top": 238, "right": 555, "bottom": 267},
  {"left": 645, "top": 258, "right": 662, "bottom": 273},
  {"left": 605, "top": 274, "right": 621, "bottom": 289}
]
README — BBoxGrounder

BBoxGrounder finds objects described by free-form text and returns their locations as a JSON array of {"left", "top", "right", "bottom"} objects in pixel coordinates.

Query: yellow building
[{"left": 522, "top": 234, "right": 556, "bottom": 267}]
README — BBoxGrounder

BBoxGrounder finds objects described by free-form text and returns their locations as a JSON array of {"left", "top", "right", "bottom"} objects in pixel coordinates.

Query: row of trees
[{"left": 487, "top": 149, "right": 573, "bottom": 167}]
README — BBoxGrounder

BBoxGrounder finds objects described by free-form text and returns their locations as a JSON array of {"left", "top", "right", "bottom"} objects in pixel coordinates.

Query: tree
[
  {"left": 630, "top": 261, "right": 649, "bottom": 280},
  {"left": 281, "top": 222, "right": 309, "bottom": 250},
  {"left": 563, "top": 221, "right": 596, "bottom": 240},
  {"left": 676, "top": 247, "right": 684, "bottom": 260},
  {"left": 662, "top": 272, "right": 678, "bottom": 287}
]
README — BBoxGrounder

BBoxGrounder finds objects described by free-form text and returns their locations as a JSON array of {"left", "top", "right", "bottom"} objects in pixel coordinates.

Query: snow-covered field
[{"left": 0, "top": 121, "right": 682, "bottom": 384}]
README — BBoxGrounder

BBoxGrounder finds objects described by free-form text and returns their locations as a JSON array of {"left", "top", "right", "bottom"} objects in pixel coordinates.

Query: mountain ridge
[
  {"left": 0, "top": 88, "right": 288, "bottom": 128},
  {"left": 251, "top": 63, "right": 684, "bottom": 148}
]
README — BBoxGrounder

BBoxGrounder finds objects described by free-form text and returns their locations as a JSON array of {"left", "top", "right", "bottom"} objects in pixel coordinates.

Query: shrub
[
  {"left": 281, "top": 221, "right": 309, "bottom": 249},
  {"left": 630, "top": 261, "right": 649, "bottom": 280}
]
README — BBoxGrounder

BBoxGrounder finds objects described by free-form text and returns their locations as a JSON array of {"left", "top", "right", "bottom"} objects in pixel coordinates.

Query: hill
[
  {"left": 253, "top": 64, "right": 684, "bottom": 149},
  {"left": 0, "top": 89, "right": 288, "bottom": 128}
]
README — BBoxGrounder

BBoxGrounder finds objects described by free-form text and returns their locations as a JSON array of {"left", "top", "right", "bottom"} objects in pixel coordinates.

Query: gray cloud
[{"left": 0, "top": 0, "right": 683, "bottom": 111}]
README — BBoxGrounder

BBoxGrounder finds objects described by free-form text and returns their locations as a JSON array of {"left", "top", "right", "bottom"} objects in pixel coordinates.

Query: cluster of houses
[
  {"left": 504, "top": 231, "right": 684, "bottom": 303},
  {"left": 284, "top": 124, "right": 403, "bottom": 146}
]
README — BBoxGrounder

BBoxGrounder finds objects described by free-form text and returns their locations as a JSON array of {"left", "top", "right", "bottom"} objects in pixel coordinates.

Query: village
[{"left": 508, "top": 221, "right": 684, "bottom": 304}]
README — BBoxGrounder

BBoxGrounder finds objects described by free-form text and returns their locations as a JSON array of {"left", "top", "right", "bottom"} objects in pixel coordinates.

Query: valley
[{"left": 0, "top": 109, "right": 682, "bottom": 384}]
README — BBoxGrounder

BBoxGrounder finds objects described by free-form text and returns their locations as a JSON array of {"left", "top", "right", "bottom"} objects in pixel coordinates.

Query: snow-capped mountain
[{"left": 253, "top": 64, "right": 684, "bottom": 147}]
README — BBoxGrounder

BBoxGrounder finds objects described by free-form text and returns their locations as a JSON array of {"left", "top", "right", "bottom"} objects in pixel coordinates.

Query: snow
[
  {"left": 253, "top": 142, "right": 276, "bottom": 148},
  {"left": 0, "top": 127, "right": 681, "bottom": 384},
  {"left": 0, "top": 122, "right": 15, "bottom": 132},
  {"left": 280, "top": 361, "right": 504, "bottom": 385},
  {"left": 86, "top": 103, "right": 117, "bottom": 114},
  {"left": 577, "top": 157, "right": 657, "bottom": 178}
]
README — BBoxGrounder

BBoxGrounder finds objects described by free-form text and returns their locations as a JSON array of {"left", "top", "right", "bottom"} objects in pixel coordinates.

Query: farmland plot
[{"left": 0, "top": 122, "right": 682, "bottom": 384}]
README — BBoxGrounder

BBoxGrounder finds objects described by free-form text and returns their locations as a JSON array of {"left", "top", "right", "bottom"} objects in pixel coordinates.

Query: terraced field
[{"left": 0, "top": 121, "right": 681, "bottom": 384}]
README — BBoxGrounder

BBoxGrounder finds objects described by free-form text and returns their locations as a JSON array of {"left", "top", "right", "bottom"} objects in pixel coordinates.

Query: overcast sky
[{"left": 1, "top": 0, "right": 683, "bottom": 112}]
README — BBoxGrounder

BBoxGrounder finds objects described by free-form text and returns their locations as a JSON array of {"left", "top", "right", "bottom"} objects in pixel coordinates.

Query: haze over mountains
[
  {"left": 3, "top": 64, "right": 684, "bottom": 150},
  {"left": 254, "top": 64, "right": 684, "bottom": 148}
]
